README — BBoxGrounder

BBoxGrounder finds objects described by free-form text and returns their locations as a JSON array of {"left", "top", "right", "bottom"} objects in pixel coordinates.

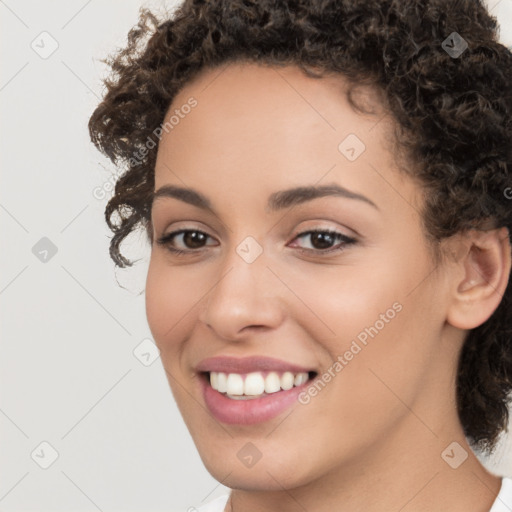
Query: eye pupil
[
  {"left": 184, "top": 231, "right": 206, "bottom": 248},
  {"left": 311, "top": 232, "right": 334, "bottom": 249}
]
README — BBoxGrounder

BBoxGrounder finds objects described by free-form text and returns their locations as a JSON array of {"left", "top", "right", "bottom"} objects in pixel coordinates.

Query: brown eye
[
  {"left": 181, "top": 231, "right": 208, "bottom": 248},
  {"left": 156, "top": 229, "right": 218, "bottom": 254},
  {"left": 309, "top": 232, "right": 336, "bottom": 250},
  {"left": 290, "top": 229, "right": 357, "bottom": 254}
]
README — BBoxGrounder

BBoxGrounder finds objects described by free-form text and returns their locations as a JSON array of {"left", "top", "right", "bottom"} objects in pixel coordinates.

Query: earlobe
[{"left": 447, "top": 227, "right": 511, "bottom": 330}]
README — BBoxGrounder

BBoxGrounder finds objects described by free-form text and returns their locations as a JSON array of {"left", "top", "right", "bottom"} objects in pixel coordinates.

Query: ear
[{"left": 446, "top": 226, "right": 511, "bottom": 330}]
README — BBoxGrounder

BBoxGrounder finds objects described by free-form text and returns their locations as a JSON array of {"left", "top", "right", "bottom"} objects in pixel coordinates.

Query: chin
[
  {"left": 208, "top": 463, "right": 305, "bottom": 492},
  {"left": 196, "top": 440, "right": 315, "bottom": 491}
]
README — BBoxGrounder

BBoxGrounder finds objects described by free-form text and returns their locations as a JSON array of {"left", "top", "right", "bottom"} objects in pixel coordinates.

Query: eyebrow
[{"left": 152, "top": 183, "right": 379, "bottom": 213}]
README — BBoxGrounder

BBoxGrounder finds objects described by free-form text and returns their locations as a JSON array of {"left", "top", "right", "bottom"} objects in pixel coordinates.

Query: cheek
[
  {"left": 283, "top": 260, "right": 404, "bottom": 344},
  {"left": 286, "top": 257, "right": 438, "bottom": 409},
  {"left": 145, "top": 257, "right": 201, "bottom": 352}
]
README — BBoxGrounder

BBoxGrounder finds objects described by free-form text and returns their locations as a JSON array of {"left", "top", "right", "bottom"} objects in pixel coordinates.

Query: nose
[{"left": 198, "top": 245, "right": 285, "bottom": 341}]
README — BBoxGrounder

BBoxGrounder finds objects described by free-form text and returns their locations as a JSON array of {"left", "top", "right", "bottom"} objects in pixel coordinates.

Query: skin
[{"left": 145, "top": 62, "right": 510, "bottom": 512}]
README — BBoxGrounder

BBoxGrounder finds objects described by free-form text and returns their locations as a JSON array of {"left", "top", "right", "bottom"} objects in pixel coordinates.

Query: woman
[{"left": 88, "top": 0, "right": 512, "bottom": 510}]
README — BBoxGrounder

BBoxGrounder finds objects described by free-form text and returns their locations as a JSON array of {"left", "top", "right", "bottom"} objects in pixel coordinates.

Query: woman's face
[{"left": 146, "top": 62, "right": 461, "bottom": 489}]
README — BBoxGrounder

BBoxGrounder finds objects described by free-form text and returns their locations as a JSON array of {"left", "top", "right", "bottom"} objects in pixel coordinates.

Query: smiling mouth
[{"left": 201, "top": 370, "right": 318, "bottom": 400}]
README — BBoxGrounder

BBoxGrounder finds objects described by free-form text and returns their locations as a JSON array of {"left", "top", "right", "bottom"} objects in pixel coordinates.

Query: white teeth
[
  {"left": 217, "top": 372, "right": 227, "bottom": 393},
  {"left": 226, "top": 373, "right": 244, "bottom": 395},
  {"left": 294, "top": 373, "right": 308, "bottom": 386},
  {"left": 264, "top": 372, "right": 281, "bottom": 394},
  {"left": 281, "top": 371, "right": 294, "bottom": 390},
  {"left": 209, "top": 370, "right": 310, "bottom": 396},
  {"left": 244, "top": 372, "right": 265, "bottom": 395},
  {"left": 210, "top": 371, "right": 218, "bottom": 390}
]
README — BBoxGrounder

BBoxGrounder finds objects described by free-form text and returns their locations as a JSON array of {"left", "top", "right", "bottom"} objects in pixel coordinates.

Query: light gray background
[{"left": 1, "top": 1, "right": 511, "bottom": 511}]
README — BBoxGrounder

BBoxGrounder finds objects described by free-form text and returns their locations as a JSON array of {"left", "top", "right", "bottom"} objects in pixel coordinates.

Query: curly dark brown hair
[{"left": 88, "top": 0, "right": 512, "bottom": 456}]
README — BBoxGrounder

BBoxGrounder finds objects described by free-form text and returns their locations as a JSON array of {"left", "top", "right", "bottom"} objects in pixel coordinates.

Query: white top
[{"left": 192, "top": 476, "right": 512, "bottom": 512}]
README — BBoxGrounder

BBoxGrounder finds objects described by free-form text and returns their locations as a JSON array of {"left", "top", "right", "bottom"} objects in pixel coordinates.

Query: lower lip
[{"left": 200, "top": 374, "right": 311, "bottom": 425}]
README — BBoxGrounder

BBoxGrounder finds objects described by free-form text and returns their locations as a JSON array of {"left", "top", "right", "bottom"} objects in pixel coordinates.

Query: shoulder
[
  {"left": 189, "top": 494, "right": 230, "bottom": 512},
  {"left": 179, "top": 481, "right": 512, "bottom": 512},
  {"left": 489, "top": 476, "right": 512, "bottom": 512}
]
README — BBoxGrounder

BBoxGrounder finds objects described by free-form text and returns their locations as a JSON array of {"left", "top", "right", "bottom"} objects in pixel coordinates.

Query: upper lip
[{"left": 196, "top": 356, "right": 315, "bottom": 374}]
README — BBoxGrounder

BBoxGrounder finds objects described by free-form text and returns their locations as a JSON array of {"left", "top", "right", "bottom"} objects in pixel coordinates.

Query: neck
[{"left": 224, "top": 413, "right": 502, "bottom": 512}]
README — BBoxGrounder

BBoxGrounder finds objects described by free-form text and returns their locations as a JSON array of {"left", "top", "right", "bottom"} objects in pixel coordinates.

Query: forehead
[
  {"left": 152, "top": 61, "right": 417, "bottom": 214},
  {"left": 168, "top": 61, "right": 386, "bottom": 132}
]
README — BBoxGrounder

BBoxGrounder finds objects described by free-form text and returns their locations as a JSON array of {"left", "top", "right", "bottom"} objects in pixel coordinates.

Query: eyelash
[{"left": 156, "top": 228, "right": 357, "bottom": 257}]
